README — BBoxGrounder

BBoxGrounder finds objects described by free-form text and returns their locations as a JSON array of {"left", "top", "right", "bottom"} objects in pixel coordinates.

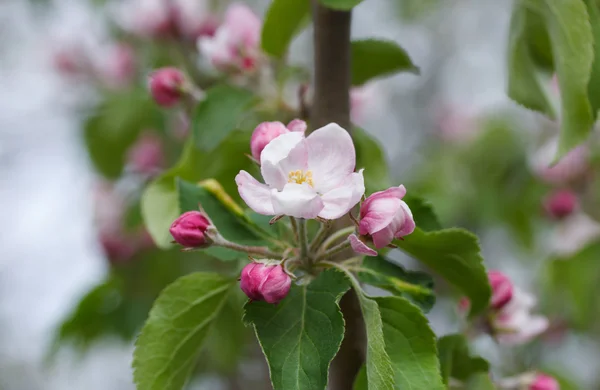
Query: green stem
[
  {"left": 217, "top": 239, "right": 282, "bottom": 259},
  {"left": 289, "top": 217, "right": 299, "bottom": 244},
  {"left": 317, "top": 240, "right": 352, "bottom": 262},
  {"left": 309, "top": 222, "right": 332, "bottom": 253},
  {"left": 298, "top": 218, "right": 309, "bottom": 262},
  {"left": 319, "top": 226, "right": 355, "bottom": 252}
]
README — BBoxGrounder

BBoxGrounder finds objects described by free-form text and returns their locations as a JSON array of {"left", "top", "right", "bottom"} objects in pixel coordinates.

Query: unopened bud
[
  {"left": 544, "top": 189, "right": 577, "bottom": 220},
  {"left": 169, "top": 211, "right": 212, "bottom": 247},
  {"left": 250, "top": 122, "right": 290, "bottom": 161},
  {"left": 149, "top": 67, "right": 186, "bottom": 107},
  {"left": 240, "top": 260, "right": 291, "bottom": 304},
  {"left": 488, "top": 270, "right": 513, "bottom": 310},
  {"left": 528, "top": 373, "right": 560, "bottom": 390}
]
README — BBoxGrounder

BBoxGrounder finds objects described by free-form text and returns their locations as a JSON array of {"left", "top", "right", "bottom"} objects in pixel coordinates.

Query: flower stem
[
  {"left": 216, "top": 239, "right": 283, "bottom": 259},
  {"left": 289, "top": 217, "right": 299, "bottom": 243},
  {"left": 309, "top": 221, "right": 332, "bottom": 253},
  {"left": 317, "top": 240, "right": 352, "bottom": 262},
  {"left": 320, "top": 226, "right": 355, "bottom": 252},
  {"left": 298, "top": 218, "right": 309, "bottom": 262}
]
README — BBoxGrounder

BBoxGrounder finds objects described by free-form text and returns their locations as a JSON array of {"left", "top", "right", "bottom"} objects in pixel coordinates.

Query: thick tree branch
[{"left": 311, "top": 3, "right": 364, "bottom": 390}]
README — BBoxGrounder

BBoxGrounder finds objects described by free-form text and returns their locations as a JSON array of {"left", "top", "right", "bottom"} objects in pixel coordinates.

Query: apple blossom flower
[
  {"left": 240, "top": 261, "right": 292, "bottom": 304},
  {"left": 198, "top": 3, "right": 262, "bottom": 72},
  {"left": 236, "top": 123, "right": 365, "bottom": 220},
  {"left": 528, "top": 373, "right": 560, "bottom": 390},
  {"left": 550, "top": 213, "right": 600, "bottom": 255},
  {"left": 543, "top": 189, "right": 578, "bottom": 220},
  {"left": 148, "top": 67, "right": 186, "bottom": 107},
  {"left": 357, "top": 185, "right": 415, "bottom": 248},
  {"left": 169, "top": 211, "right": 213, "bottom": 247},
  {"left": 530, "top": 137, "right": 589, "bottom": 185},
  {"left": 459, "top": 271, "right": 548, "bottom": 344},
  {"left": 127, "top": 132, "right": 164, "bottom": 175},
  {"left": 348, "top": 234, "right": 377, "bottom": 256},
  {"left": 98, "top": 43, "right": 136, "bottom": 88},
  {"left": 250, "top": 120, "right": 307, "bottom": 161}
]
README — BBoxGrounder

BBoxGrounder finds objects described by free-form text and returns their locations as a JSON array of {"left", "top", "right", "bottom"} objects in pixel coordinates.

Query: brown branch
[{"left": 311, "top": 2, "right": 364, "bottom": 390}]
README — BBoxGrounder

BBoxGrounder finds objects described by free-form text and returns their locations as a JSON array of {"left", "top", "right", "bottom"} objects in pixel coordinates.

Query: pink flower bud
[
  {"left": 358, "top": 185, "right": 415, "bottom": 248},
  {"left": 529, "top": 373, "right": 560, "bottom": 390},
  {"left": 240, "top": 261, "right": 291, "bottom": 304},
  {"left": 286, "top": 119, "right": 307, "bottom": 133},
  {"left": 250, "top": 121, "right": 291, "bottom": 161},
  {"left": 149, "top": 67, "right": 186, "bottom": 107},
  {"left": 169, "top": 211, "right": 212, "bottom": 247},
  {"left": 544, "top": 189, "right": 578, "bottom": 220},
  {"left": 488, "top": 270, "right": 514, "bottom": 310},
  {"left": 127, "top": 132, "right": 164, "bottom": 175}
]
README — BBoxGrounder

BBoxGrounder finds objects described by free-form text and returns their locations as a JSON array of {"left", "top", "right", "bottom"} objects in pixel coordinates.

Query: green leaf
[
  {"left": 507, "top": 6, "right": 555, "bottom": 118},
  {"left": 403, "top": 195, "right": 442, "bottom": 232},
  {"left": 133, "top": 273, "right": 234, "bottom": 390},
  {"left": 351, "top": 39, "right": 419, "bottom": 86},
  {"left": 261, "top": 0, "right": 311, "bottom": 57},
  {"left": 319, "top": 0, "right": 363, "bottom": 10},
  {"left": 244, "top": 269, "right": 349, "bottom": 390},
  {"left": 546, "top": 240, "right": 600, "bottom": 330},
  {"left": 177, "top": 179, "right": 266, "bottom": 260},
  {"left": 84, "top": 89, "right": 162, "bottom": 178},
  {"left": 584, "top": 0, "right": 600, "bottom": 118},
  {"left": 354, "top": 127, "right": 390, "bottom": 192},
  {"left": 193, "top": 85, "right": 255, "bottom": 151},
  {"left": 396, "top": 228, "right": 491, "bottom": 316},
  {"left": 353, "top": 366, "right": 368, "bottom": 390},
  {"left": 142, "top": 131, "right": 253, "bottom": 248},
  {"left": 437, "top": 334, "right": 490, "bottom": 385},
  {"left": 542, "top": 0, "right": 595, "bottom": 158},
  {"left": 376, "top": 296, "right": 445, "bottom": 389},
  {"left": 465, "top": 373, "right": 496, "bottom": 390},
  {"left": 357, "top": 256, "right": 435, "bottom": 311}
]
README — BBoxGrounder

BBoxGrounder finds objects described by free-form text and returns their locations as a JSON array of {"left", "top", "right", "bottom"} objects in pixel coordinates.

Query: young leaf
[
  {"left": 437, "top": 334, "right": 490, "bottom": 385},
  {"left": 319, "top": 0, "right": 363, "bottom": 10},
  {"left": 507, "top": 6, "right": 555, "bottom": 118},
  {"left": 193, "top": 85, "right": 255, "bottom": 151},
  {"left": 243, "top": 270, "right": 350, "bottom": 390},
  {"left": 376, "top": 296, "right": 445, "bottom": 390},
  {"left": 84, "top": 89, "right": 162, "bottom": 178},
  {"left": 142, "top": 132, "right": 252, "bottom": 248},
  {"left": 542, "top": 0, "right": 594, "bottom": 159},
  {"left": 261, "top": 0, "right": 311, "bottom": 57},
  {"left": 353, "top": 127, "right": 391, "bottom": 192},
  {"left": 353, "top": 366, "right": 368, "bottom": 390},
  {"left": 357, "top": 256, "right": 435, "bottom": 311},
  {"left": 396, "top": 228, "right": 491, "bottom": 316},
  {"left": 177, "top": 179, "right": 267, "bottom": 260},
  {"left": 133, "top": 273, "right": 235, "bottom": 390},
  {"left": 584, "top": 0, "right": 600, "bottom": 118},
  {"left": 351, "top": 39, "right": 419, "bottom": 86}
]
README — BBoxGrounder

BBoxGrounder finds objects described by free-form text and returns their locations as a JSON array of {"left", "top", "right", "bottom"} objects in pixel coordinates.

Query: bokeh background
[{"left": 1, "top": 0, "right": 598, "bottom": 388}]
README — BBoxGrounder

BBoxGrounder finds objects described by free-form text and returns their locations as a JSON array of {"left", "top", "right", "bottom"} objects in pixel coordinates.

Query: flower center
[{"left": 287, "top": 169, "right": 314, "bottom": 187}]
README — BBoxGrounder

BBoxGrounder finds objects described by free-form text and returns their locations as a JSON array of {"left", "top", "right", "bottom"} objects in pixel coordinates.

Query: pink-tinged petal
[
  {"left": 319, "top": 171, "right": 365, "bottom": 220},
  {"left": 235, "top": 171, "right": 274, "bottom": 215},
  {"left": 260, "top": 160, "right": 287, "bottom": 191},
  {"left": 271, "top": 183, "right": 324, "bottom": 219},
  {"left": 287, "top": 119, "right": 307, "bottom": 133},
  {"left": 496, "top": 316, "right": 549, "bottom": 345},
  {"left": 224, "top": 3, "right": 261, "bottom": 48},
  {"left": 372, "top": 226, "right": 395, "bottom": 249},
  {"left": 359, "top": 185, "right": 407, "bottom": 219},
  {"left": 394, "top": 201, "right": 415, "bottom": 237},
  {"left": 349, "top": 234, "right": 377, "bottom": 256},
  {"left": 358, "top": 197, "right": 402, "bottom": 235},
  {"left": 260, "top": 131, "right": 304, "bottom": 167},
  {"left": 277, "top": 138, "right": 309, "bottom": 174},
  {"left": 305, "top": 123, "right": 356, "bottom": 193}
]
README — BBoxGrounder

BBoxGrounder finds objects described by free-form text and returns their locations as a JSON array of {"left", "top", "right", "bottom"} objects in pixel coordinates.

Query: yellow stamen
[{"left": 287, "top": 169, "right": 314, "bottom": 187}]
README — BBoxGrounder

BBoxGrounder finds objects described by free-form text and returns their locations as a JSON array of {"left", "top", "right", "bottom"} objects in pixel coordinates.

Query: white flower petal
[
  {"left": 318, "top": 171, "right": 365, "bottom": 220},
  {"left": 271, "top": 183, "right": 323, "bottom": 219},
  {"left": 305, "top": 123, "right": 356, "bottom": 193},
  {"left": 260, "top": 131, "right": 304, "bottom": 167},
  {"left": 235, "top": 171, "right": 274, "bottom": 215}
]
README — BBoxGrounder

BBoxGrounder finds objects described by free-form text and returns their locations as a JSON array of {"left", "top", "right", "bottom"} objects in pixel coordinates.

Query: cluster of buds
[
  {"left": 460, "top": 271, "right": 549, "bottom": 345},
  {"left": 169, "top": 120, "right": 418, "bottom": 304}
]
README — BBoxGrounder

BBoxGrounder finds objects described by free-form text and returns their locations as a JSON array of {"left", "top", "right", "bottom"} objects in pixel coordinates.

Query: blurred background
[{"left": 1, "top": 0, "right": 598, "bottom": 388}]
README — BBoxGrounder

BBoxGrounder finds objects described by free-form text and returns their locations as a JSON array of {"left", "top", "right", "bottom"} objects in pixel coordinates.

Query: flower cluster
[
  {"left": 460, "top": 271, "right": 549, "bottom": 345},
  {"left": 169, "top": 120, "right": 417, "bottom": 304}
]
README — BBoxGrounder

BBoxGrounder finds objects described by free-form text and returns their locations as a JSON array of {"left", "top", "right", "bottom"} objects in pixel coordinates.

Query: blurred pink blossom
[
  {"left": 198, "top": 3, "right": 262, "bottom": 72},
  {"left": 435, "top": 104, "right": 479, "bottom": 143},
  {"left": 530, "top": 138, "right": 590, "bottom": 185},
  {"left": 543, "top": 189, "right": 578, "bottom": 220},
  {"left": 98, "top": 43, "right": 136, "bottom": 88},
  {"left": 350, "top": 84, "right": 378, "bottom": 125},
  {"left": 127, "top": 132, "right": 165, "bottom": 175}
]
